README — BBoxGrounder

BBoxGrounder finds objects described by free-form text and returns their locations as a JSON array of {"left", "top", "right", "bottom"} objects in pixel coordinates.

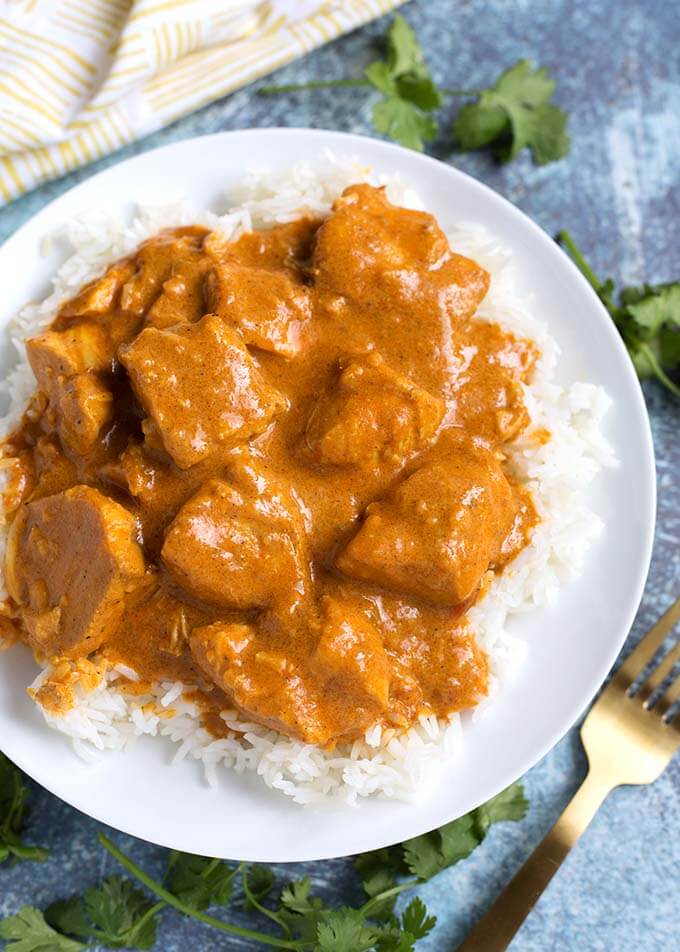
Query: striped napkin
[{"left": 0, "top": 0, "right": 403, "bottom": 207}]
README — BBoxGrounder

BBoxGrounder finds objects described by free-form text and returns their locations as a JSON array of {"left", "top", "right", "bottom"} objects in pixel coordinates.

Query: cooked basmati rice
[{"left": 1, "top": 154, "right": 614, "bottom": 804}]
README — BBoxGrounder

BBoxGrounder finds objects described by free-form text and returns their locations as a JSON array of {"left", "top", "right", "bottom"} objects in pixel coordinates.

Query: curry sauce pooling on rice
[{"left": 0, "top": 184, "right": 540, "bottom": 747}]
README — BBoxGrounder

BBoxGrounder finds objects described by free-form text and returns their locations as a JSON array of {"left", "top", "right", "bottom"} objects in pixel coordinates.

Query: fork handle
[{"left": 457, "top": 771, "right": 613, "bottom": 951}]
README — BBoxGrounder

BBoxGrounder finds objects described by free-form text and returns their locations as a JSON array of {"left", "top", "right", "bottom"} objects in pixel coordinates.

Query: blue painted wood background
[{"left": 1, "top": 1, "right": 679, "bottom": 949}]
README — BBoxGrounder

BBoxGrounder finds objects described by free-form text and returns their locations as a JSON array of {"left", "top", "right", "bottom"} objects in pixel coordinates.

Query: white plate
[{"left": 0, "top": 129, "right": 655, "bottom": 862}]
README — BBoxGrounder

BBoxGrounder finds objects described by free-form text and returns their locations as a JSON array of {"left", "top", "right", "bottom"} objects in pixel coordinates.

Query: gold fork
[{"left": 458, "top": 595, "right": 680, "bottom": 952}]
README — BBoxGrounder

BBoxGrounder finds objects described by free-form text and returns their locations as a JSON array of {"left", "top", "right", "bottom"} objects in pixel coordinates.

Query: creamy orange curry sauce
[{"left": 1, "top": 184, "right": 539, "bottom": 747}]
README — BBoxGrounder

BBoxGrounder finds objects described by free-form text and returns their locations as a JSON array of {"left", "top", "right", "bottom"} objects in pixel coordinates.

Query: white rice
[{"left": 1, "top": 154, "right": 614, "bottom": 805}]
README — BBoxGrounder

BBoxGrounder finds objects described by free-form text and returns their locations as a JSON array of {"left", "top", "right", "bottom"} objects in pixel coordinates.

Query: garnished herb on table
[
  {"left": 0, "top": 753, "right": 48, "bottom": 866},
  {"left": 558, "top": 230, "right": 680, "bottom": 399},
  {"left": 0, "top": 755, "right": 527, "bottom": 951},
  {"left": 260, "top": 14, "right": 569, "bottom": 163},
  {"left": 452, "top": 59, "right": 569, "bottom": 166},
  {"left": 0, "top": 907, "right": 84, "bottom": 952},
  {"left": 46, "top": 877, "right": 162, "bottom": 950}
]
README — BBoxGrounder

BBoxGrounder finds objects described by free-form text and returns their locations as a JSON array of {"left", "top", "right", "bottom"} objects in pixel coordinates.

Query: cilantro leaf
[
  {"left": 0, "top": 753, "right": 48, "bottom": 865},
  {"left": 660, "top": 324, "right": 680, "bottom": 369},
  {"left": 279, "top": 876, "right": 318, "bottom": 916},
  {"left": 380, "top": 16, "right": 441, "bottom": 109},
  {"left": 354, "top": 848, "right": 400, "bottom": 921},
  {"left": 400, "top": 897, "right": 436, "bottom": 940},
  {"left": 474, "top": 780, "right": 530, "bottom": 832},
  {"left": 372, "top": 99, "right": 438, "bottom": 151},
  {"left": 365, "top": 60, "right": 396, "bottom": 97},
  {"left": 372, "top": 902, "right": 436, "bottom": 952},
  {"left": 384, "top": 14, "right": 423, "bottom": 77},
  {"left": 627, "top": 284, "right": 680, "bottom": 335},
  {"left": 46, "top": 876, "right": 159, "bottom": 950},
  {"left": 166, "top": 851, "right": 235, "bottom": 910},
  {"left": 516, "top": 103, "right": 569, "bottom": 165},
  {"left": 241, "top": 864, "right": 275, "bottom": 911},
  {"left": 403, "top": 781, "right": 528, "bottom": 880},
  {"left": 396, "top": 74, "right": 441, "bottom": 111},
  {"left": 0, "top": 907, "right": 84, "bottom": 952},
  {"left": 277, "top": 876, "right": 332, "bottom": 943},
  {"left": 454, "top": 59, "right": 569, "bottom": 164},
  {"left": 402, "top": 811, "right": 479, "bottom": 880},
  {"left": 365, "top": 14, "right": 440, "bottom": 151},
  {"left": 84, "top": 877, "right": 158, "bottom": 949},
  {"left": 42, "top": 901, "right": 89, "bottom": 943},
  {"left": 451, "top": 100, "right": 508, "bottom": 150},
  {"left": 557, "top": 230, "right": 680, "bottom": 398},
  {"left": 375, "top": 929, "right": 417, "bottom": 952},
  {"left": 316, "top": 907, "right": 378, "bottom": 952}
]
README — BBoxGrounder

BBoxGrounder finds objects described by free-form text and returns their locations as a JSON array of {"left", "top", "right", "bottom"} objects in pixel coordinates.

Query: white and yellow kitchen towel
[{"left": 0, "top": 0, "right": 404, "bottom": 206}]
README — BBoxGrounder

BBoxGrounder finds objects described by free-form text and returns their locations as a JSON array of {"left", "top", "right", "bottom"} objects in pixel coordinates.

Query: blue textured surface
[{"left": 1, "top": 1, "right": 679, "bottom": 949}]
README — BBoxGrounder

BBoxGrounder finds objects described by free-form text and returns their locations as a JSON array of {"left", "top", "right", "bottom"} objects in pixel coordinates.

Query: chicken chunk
[
  {"left": 190, "top": 622, "right": 331, "bottom": 744},
  {"left": 98, "top": 440, "right": 217, "bottom": 554},
  {"left": 387, "top": 623, "right": 489, "bottom": 725},
  {"left": 59, "top": 261, "right": 135, "bottom": 318},
  {"left": 337, "top": 450, "right": 518, "bottom": 606},
  {"left": 5, "top": 486, "right": 146, "bottom": 660},
  {"left": 119, "top": 314, "right": 286, "bottom": 469},
  {"left": 119, "top": 230, "right": 208, "bottom": 317},
  {"left": 56, "top": 260, "right": 144, "bottom": 359},
  {"left": 145, "top": 256, "right": 212, "bottom": 330},
  {"left": 140, "top": 418, "right": 167, "bottom": 459},
  {"left": 26, "top": 325, "right": 114, "bottom": 454},
  {"left": 57, "top": 374, "right": 113, "bottom": 456},
  {"left": 98, "top": 441, "right": 158, "bottom": 501},
  {"left": 312, "top": 184, "right": 489, "bottom": 321},
  {"left": 451, "top": 321, "right": 538, "bottom": 443},
  {"left": 203, "top": 219, "right": 318, "bottom": 273},
  {"left": 303, "top": 353, "right": 444, "bottom": 468},
  {"left": 190, "top": 603, "right": 389, "bottom": 745},
  {"left": 205, "top": 259, "right": 311, "bottom": 357},
  {"left": 27, "top": 323, "right": 113, "bottom": 379},
  {"left": 162, "top": 460, "right": 311, "bottom": 616},
  {"left": 29, "top": 436, "right": 78, "bottom": 500},
  {"left": 312, "top": 596, "right": 389, "bottom": 709}
]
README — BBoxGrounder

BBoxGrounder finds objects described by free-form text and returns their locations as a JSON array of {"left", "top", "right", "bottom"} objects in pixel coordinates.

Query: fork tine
[
  {"left": 636, "top": 638, "right": 680, "bottom": 706},
  {"left": 617, "top": 595, "right": 680, "bottom": 689},
  {"left": 657, "top": 671, "right": 680, "bottom": 718}
]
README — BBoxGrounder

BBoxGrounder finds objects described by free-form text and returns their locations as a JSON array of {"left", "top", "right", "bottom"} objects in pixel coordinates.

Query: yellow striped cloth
[{"left": 0, "top": 0, "right": 404, "bottom": 206}]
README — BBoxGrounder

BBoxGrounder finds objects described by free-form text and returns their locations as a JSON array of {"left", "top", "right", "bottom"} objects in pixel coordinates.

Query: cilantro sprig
[
  {"left": 363, "top": 14, "right": 441, "bottom": 151},
  {"left": 355, "top": 782, "right": 528, "bottom": 898},
  {"left": 165, "top": 851, "right": 237, "bottom": 910},
  {"left": 0, "top": 906, "right": 85, "bottom": 952},
  {"left": 558, "top": 230, "right": 680, "bottom": 398},
  {"left": 45, "top": 877, "right": 162, "bottom": 950},
  {"left": 1, "top": 778, "right": 528, "bottom": 951},
  {"left": 261, "top": 15, "right": 440, "bottom": 151},
  {"left": 260, "top": 14, "right": 569, "bottom": 163},
  {"left": 0, "top": 752, "right": 49, "bottom": 866},
  {"left": 453, "top": 59, "right": 570, "bottom": 165}
]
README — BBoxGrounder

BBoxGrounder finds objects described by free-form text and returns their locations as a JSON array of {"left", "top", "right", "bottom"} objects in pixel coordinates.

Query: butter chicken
[{"left": 1, "top": 184, "right": 538, "bottom": 747}]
